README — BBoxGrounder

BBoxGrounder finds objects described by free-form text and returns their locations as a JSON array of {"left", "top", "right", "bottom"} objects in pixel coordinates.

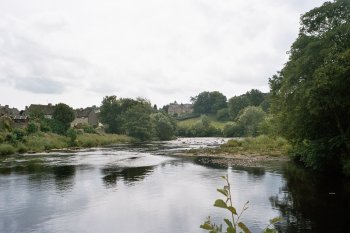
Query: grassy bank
[
  {"left": 189, "top": 135, "right": 291, "bottom": 157},
  {"left": 0, "top": 132, "right": 134, "bottom": 155},
  {"left": 177, "top": 116, "right": 229, "bottom": 130}
]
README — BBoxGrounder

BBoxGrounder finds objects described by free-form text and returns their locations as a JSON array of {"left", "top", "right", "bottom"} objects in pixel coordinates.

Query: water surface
[{"left": 0, "top": 138, "right": 349, "bottom": 233}]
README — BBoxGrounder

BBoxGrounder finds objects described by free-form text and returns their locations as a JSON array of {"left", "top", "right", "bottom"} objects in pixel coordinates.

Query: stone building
[
  {"left": 71, "top": 107, "right": 99, "bottom": 127},
  {"left": 25, "top": 104, "right": 54, "bottom": 119},
  {"left": 0, "top": 105, "right": 19, "bottom": 117},
  {"left": 167, "top": 103, "right": 193, "bottom": 116}
]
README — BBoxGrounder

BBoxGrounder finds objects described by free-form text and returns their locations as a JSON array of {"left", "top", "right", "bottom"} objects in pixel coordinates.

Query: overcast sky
[{"left": 0, "top": 0, "right": 327, "bottom": 109}]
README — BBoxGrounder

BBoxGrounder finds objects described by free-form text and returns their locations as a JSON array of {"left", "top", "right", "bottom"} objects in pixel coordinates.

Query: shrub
[
  {"left": 223, "top": 122, "right": 244, "bottom": 137},
  {"left": 17, "top": 144, "right": 28, "bottom": 154},
  {"left": 13, "top": 128, "right": 27, "bottom": 141},
  {"left": 0, "top": 144, "right": 16, "bottom": 155},
  {"left": 5, "top": 133, "right": 16, "bottom": 144},
  {"left": 66, "top": 128, "right": 78, "bottom": 146},
  {"left": 27, "top": 122, "right": 39, "bottom": 134},
  {"left": 83, "top": 125, "right": 96, "bottom": 134},
  {"left": 216, "top": 108, "right": 230, "bottom": 121}
]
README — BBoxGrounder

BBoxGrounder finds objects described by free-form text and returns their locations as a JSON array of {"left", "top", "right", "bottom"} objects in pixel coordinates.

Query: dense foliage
[
  {"left": 191, "top": 91, "right": 227, "bottom": 114},
  {"left": 52, "top": 103, "right": 75, "bottom": 134},
  {"left": 100, "top": 96, "right": 177, "bottom": 141},
  {"left": 228, "top": 89, "right": 267, "bottom": 120},
  {"left": 269, "top": 0, "right": 350, "bottom": 175}
]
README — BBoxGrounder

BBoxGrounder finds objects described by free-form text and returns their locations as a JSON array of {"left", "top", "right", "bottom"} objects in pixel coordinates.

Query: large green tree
[
  {"left": 151, "top": 112, "right": 177, "bottom": 140},
  {"left": 269, "top": 0, "right": 350, "bottom": 174},
  {"left": 191, "top": 91, "right": 227, "bottom": 114},
  {"left": 52, "top": 103, "right": 75, "bottom": 134},
  {"left": 99, "top": 96, "right": 123, "bottom": 133},
  {"left": 228, "top": 89, "right": 267, "bottom": 120},
  {"left": 122, "top": 101, "right": 154, "bottom": 141}
]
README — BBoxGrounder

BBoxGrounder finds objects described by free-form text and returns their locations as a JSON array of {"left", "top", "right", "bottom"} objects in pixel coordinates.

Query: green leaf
[
  {"left": 224, "top": 219, "right": 233, "bottom": 228},
  {"left": 238, "top": 222, "right": 251, "bottom": 233},
  {"left": 200, "top": 223, "right": 213, "bottom": 230},
  {"left": 217, "top": 188, "right": 228, "bottom": 197},
  {"left": 269, "top": 217, "right": 282, "bottom": 224},
  {"left": 213, "top": 199, "right": 227, "bottom": 208},
  {"left": 227, "top": 226, "right": 236, "bottom": 233},
  {"left": 227, "top": 206, "right": 237, "bottom": 215}
]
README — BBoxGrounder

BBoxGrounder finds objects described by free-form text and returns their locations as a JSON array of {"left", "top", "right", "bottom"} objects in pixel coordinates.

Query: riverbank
[
  {"left": 0, "top": 132, "right": 134, "bottom": 155},
  {"left": 181, "top": 135, "right": 291, "bottom": 167}
]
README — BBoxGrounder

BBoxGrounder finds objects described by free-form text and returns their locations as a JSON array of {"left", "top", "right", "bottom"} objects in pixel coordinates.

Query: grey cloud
[
  {"left": 15, "top": 77, "right": 65, "bottom": 94},
  {"left": 0, "top": 18, "right": 102, "bottom": 94}
]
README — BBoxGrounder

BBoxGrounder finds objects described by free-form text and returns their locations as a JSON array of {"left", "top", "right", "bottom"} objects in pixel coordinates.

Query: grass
[
  {"left": 190, "top": 135, "right": 291, "bottom": 157},
  {"left": 25, "top": 132, "right": 68, "bottom": 152},
  {"left": 0, "top": 132, "right": 135, "bottom": 155},
  {"left": 76, "top": 133, "right": 134, "bottom": 147},
  {"left": 177, "top": 115, "right": 231, "bottom": 130}
]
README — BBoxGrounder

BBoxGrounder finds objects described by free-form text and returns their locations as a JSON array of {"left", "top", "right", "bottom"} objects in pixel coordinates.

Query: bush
[
  {"left": 223, "top": 122, "right": 244, "bottom": 137},
  {"left": 151, "top": 112, "right": 177, "bottom": 140},
  {"left": 177, "top": 117, "right": 222, "bottom": 137},
  {"left": 83, "top": 125, "right": 96, "bottom": 134},
  {"left": 216, "top": 108, "right": 230, "bottom": 121},
  {"left": 49, "top": 120, "right": 67, "bottom": 135},
  {"left": 0, "top": 144, "right": 16, "bottom": 155},
  {"left": 66, "top": 128, "right": 77, "bottom": 146},
  {"left": 17, "top": 144, "right": 28, "bottom": 154},
  {"left": 0, "top": 116, "right": 13, "bottom": 132},
  {"left": 40, "top": 119, "right": 52, "bottom": 132},
  {"left": 5, "top": 133, "right": 16, "bottom": 144},
  {"left": 27, "top": 122, "right": 39, "bottom": 134},
  {"left": 13, "top": 128, "right": 27, "bottom": 141}
]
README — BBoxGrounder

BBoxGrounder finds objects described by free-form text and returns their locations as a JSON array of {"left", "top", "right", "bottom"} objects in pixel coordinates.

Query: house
[
  {"left": 0, "top": 105, "right": 20, "bottom": 117},
  {"left": 167, "top": 103, "right": 193, "bottom": 116},
  {"left": 12, "top": 115, "right": 29, "bottom": 128},
  {"left": 25, "top": 104, "right": 54, "bottom": 119},
  {"left": 0, "top": 105, "right": 28, "bottom": 129},
  {"left": 71, "top": 107, "right": 99, "bottom": 127}
]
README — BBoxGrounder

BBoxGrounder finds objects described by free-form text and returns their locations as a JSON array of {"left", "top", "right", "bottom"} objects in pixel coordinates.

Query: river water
[{"left": 0, "top": 138, "right": 349, "bottom": 233}]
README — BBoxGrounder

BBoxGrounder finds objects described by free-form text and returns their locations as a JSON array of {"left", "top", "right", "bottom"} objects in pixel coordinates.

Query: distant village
[
  {"left": 0, "top": 102, "right": 194, "bottom": 129},
  {"left": 0, "top": 104, "right": 99, "bottom": 129}
]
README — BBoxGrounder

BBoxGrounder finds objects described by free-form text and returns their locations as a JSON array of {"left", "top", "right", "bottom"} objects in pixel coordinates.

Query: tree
[
  {"left": 191, "top": 91, "right": 227, "bottom": 114},
  {"left": 151, "top": 112, "right": 176, "bottom": 140},
  {"left": 52, "top": 103, "right": 75, "bottom": 133},
  {"left": 99, "top": 96, "right": 123, "bottom": 133},
  {"left": 269, "top": 0, "right": 350, "bottom": 174},
  {"left": 228, "top": 89, "right": 267, "bottom": 120},
  {"left": 237, "top": 106, "right": 266, "bottom": 137},
  {"left": 122, "top": 102, "right": 154, "bottom": 141},
  {"left": 245, "top": 89, "right": 266, "bottom": 106},
  {"left": 228, "top": 95, "right": 250, "bottom": 120}
]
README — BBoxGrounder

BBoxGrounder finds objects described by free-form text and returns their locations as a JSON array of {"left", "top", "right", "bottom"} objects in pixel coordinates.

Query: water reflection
[
  {"left": 101, "top": 166, "right": 154, "bottom": 188},
  {"left": 270, "top": 163, "right": 350, "bottom": 233},
  {"left": 1, "top": 139, "right": 350, "bottom": 233},
  {"left": 0, "top": 158, "right": 76, "bottom": 192},
  {"left": 194, "top": 157, "right": 266, "bottom": 178},
  {"left": 52, "top": 165, "right": 76, "bottom": 192}
]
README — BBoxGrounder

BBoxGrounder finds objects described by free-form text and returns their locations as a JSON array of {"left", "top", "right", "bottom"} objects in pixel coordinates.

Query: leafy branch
[{"left": 200, "top": 175, "right": 282, "bottom": 233}]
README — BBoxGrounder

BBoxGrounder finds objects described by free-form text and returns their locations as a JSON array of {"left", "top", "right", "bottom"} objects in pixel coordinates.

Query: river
[{"left": 0, "top": 138, "right": 349, "bottom": 233}]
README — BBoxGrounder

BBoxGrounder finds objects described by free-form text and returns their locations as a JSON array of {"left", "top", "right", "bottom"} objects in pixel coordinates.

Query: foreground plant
[{"left": 200, "top": 175, "right": 281, "bottom": 233}]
